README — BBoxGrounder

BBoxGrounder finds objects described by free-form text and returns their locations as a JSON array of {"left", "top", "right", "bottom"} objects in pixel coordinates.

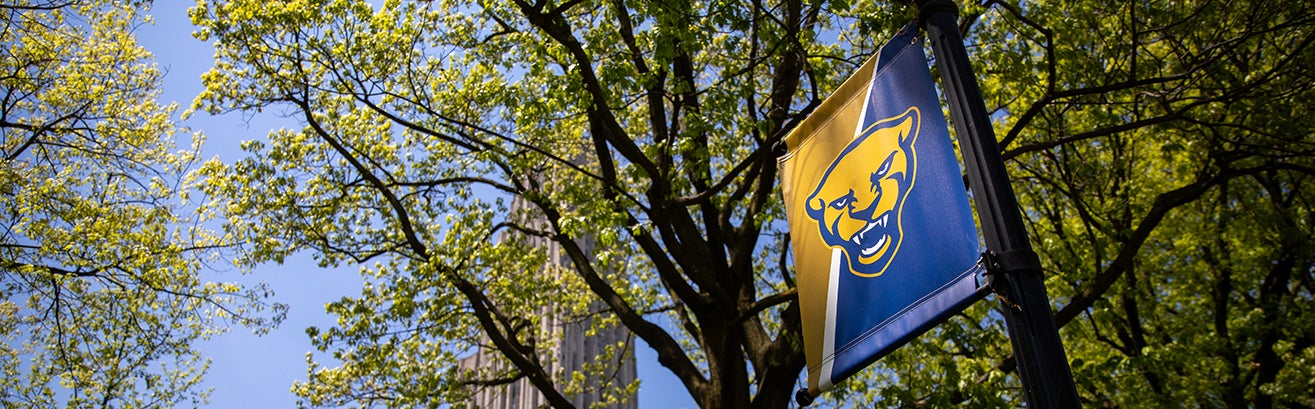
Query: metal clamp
[
  {"left": 983, "top": 249, "right": 1042, "bottom": 275},
  {"left": 981, "top": 250, "right": 1043, "bottom": 311}
]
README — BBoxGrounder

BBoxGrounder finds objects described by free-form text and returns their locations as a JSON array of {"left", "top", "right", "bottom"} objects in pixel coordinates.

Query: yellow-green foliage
[
  {"left": 0, "top": 1, "right": 283, "bottom": 407},
  {"left": 188, "top": 0, "right": 1315, "bottom": 408}
]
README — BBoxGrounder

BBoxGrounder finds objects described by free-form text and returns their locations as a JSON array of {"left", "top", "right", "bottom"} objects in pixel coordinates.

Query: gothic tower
[{"left": 457, "top": 196, "right": 638, "bottom": 409}]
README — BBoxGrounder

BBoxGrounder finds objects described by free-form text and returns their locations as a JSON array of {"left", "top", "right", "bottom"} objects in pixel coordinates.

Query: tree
[
  {"left": 188, "top": 0, "right": 1314, "bottom": 408},
  {"left": 0, "top": 1, "right": 284, "bottom": 407},
  {"left": 848, "top": 0, "right": 1315, "bottom": 407},
  {"left": 992, "top": 1, "right": 1315, "bottom": 407}
]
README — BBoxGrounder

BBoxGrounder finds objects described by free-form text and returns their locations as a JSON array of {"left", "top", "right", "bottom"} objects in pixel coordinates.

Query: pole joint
[
  {"left": 983, "top": 249, "right": 1042, "bottom": 276},
  {"left": 982, "top": 250, "right": 1044, "bottom": 312},
  {"left": 795, "top": 389, "right": 815, "bottom": 406},
  {"left": 914, "top": 0, "right": 959, "bottom": 29}
]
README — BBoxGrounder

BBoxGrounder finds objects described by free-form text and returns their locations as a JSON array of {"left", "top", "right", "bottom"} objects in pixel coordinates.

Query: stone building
[
  {"left": 457, "top": 311, "right": 636, "bottom": 409},
  {"left": 457, "top": 197, "right": 637, "bottom": 409}
]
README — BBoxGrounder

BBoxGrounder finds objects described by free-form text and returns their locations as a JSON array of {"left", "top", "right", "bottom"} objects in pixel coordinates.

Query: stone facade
[
  {"left": 457, "top": 197, "right": 637, "bottom": 409},
  {"left": 457, "top": 315, "right": 636, "bottom": 409}
]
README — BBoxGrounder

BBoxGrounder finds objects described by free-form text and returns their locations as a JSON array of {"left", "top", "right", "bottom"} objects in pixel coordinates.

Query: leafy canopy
[
  {"left": 1, "top": 1, "right": 284, "bottom": 407},
  {"left": 189, "top": 0, "right": 1315, "bottom": 408}
]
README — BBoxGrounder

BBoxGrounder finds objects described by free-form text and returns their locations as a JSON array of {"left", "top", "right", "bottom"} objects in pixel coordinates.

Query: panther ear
[{"left": 896, "top": 115, "right": 916, "bottom": 143}]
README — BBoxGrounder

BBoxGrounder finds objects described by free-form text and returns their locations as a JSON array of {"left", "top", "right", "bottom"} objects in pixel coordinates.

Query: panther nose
[{"left": 849, "top": 193, "right": 880, "bottom": 220}]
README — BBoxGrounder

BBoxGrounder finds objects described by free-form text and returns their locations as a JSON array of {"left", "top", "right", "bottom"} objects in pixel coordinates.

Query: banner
[{"left": 778, "top": 26, "right": 985, "bottom": 396}]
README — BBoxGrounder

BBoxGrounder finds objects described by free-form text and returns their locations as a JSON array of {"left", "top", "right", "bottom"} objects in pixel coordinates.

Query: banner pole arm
[{"left": 910, "top": 0, "right": 1082, "bottom": 407}]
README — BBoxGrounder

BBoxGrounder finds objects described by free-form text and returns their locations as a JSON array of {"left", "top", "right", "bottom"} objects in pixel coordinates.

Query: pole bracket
[
  {"left": 795, "top": 389, "right": 816, "bottom": 406},
  {"left": 983, "top": 249, "right": 1042, "bottom": 276},
  {"left": 981, "top": 250, "right": 1043, "bottom": 311}
]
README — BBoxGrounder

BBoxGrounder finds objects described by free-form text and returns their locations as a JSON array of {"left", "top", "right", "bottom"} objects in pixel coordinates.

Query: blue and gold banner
[{"left": 778, "top": 26, "right": 985, "bottom": 396}]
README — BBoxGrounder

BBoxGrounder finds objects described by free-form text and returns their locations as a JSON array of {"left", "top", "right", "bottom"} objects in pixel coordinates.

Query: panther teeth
[{"left": 861, "top": 234, "right": 888, "bottom": 257}]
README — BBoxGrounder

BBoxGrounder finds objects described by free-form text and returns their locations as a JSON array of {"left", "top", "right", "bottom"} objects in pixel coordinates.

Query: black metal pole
[{"left": 911, "top": 0, "right": 1082, "bottom": 407}]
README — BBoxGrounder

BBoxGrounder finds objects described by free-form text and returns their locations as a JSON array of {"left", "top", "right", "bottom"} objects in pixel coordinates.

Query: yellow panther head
[{"left": 805, "top": 112, "right": 918, "bottom": 277}]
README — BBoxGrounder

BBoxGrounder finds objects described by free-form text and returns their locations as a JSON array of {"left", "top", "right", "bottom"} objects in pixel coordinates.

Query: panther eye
[
  {"left": 873, "top": 152, "right": 897, "bottom": 180},
  {"left": 830, "top": 194, "right": 852, "bottom": 209}
]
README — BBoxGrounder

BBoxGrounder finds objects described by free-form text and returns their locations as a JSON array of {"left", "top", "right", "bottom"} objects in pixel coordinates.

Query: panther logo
[{"left": 805, "top": 108, "right": 920, "bottom": 278}]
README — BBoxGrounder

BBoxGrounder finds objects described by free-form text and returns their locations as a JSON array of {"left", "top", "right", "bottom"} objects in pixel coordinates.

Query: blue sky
[{"left": 136, "top": 2, "right": 696, "bottom": 408}]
